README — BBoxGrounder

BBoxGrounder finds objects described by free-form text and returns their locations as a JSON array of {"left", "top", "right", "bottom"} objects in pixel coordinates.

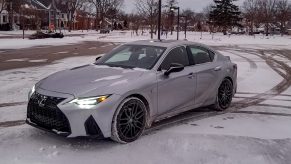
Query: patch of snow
[
  {"left": 94, "top": 75, "right": 123, "bottom": 82},
  {"left": 0, "top": 105, "right": 26, "bottom": 122},
  {"left": 6, "top": 58, "right": 29, "bottom": 62},
  {"left": 222, "top": 50, "right": 283, "bottom": 94},
  {"left": 28, "top": 59, "right": 48, "bottom": 63},
  {"left": 110, "top": 79, "right": 129, "bottom": 86},
  {"left": 165, "top": 111, "right": 291, "bottom": 140},
  {"left": 1, "top": 31, "right": 291, "bottom": 50}
]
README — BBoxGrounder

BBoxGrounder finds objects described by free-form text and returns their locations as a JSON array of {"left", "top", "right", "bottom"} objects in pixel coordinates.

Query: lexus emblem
[{"left": 38, "top": 96, "right": 47, "bottom": 107}]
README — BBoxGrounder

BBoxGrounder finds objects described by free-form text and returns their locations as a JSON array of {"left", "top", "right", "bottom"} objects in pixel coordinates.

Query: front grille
[{"left": 27, "top": 92, "right": 71, "bottom": 134}]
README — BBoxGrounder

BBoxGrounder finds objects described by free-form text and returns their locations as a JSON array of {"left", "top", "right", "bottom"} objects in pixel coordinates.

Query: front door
[{"left": 157, "top": 46, "right": 196, "bottom": 116}]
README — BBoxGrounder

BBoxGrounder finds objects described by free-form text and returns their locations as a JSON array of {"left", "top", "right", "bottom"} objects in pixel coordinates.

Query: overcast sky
[{"left": 123, "top": 0, "right": 244, "bottom": 13}]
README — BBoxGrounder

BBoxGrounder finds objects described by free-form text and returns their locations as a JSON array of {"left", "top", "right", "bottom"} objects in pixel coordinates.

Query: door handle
[
  {"left": 214, "top": 66, "right": 222, "bottom": 71},
  {"left": 187, "top": 72, "right": 195, "bottom": 79}
]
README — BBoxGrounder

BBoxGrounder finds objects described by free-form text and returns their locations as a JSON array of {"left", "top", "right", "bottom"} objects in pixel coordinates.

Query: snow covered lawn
[
  {"left": 0, "top": 34, "right": 291, "bottom": 163},
  {"left": 0, "top": 31, "right": 291, "bottom": 50}
]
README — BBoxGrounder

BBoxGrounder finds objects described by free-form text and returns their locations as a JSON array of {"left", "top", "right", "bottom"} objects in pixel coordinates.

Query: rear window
[{"left": 189, "top": 47, "right": 211, "bottom": 64}]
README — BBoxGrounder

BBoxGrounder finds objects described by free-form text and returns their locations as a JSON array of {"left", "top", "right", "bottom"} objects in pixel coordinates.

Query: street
[{"left": 0, "top": 41, "right": 117, "bottom": 71}]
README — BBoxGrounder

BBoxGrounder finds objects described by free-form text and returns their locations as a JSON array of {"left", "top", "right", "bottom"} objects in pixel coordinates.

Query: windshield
[{"left": 95, "top": 45, "right": 166, "bottom": 69}]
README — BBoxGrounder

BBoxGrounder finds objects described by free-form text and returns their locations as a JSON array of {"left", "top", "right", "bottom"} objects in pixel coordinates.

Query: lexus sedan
[{"left": 26, "top": 40, "right": 237, "bottom": 143}]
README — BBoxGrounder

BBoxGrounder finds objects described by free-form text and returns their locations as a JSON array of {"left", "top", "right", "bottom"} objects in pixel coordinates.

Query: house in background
[{"left": 29, "top": 0, "right": 70, "bottom": 31}]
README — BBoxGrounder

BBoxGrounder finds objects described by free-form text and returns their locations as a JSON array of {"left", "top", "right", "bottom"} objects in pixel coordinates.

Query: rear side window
[
  {"left": 189, "top": 47, "right": 212, "bottom": 64},
  {"left": 160, "top": 46, "right": 189, "bottom": 70}
]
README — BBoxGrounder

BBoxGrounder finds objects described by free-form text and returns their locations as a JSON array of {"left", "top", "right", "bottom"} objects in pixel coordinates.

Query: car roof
[{"left": 124, "top": 40, "right": 209, "bottom": 49}]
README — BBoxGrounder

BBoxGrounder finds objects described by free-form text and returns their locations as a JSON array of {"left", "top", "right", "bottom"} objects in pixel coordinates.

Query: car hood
[{"left": 38, "top": 64, "right": 146, "bottom": 97}]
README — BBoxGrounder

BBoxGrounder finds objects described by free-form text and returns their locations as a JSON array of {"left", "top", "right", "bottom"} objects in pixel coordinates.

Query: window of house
[{"left": 3, "top": 15, "right": 7, "bottom": 23}]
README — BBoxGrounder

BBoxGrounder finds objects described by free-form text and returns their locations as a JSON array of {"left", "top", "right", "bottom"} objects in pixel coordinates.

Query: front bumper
[
  {"left": 26, "top": 88, "right": 122, "bottom": 138},
  {"left": 26, "top": 118, "right": 71, "bottom": 137}
]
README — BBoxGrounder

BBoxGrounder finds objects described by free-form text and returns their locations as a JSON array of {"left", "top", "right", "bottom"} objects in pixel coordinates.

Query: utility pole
[
  {"left": 177, "top": 7, "right": 179, "bottom": 40},
  {"left": 170, "top": 6, "right": 180, "bottom": 40},
  {"left": 157, "top": 0, "right": 162, "bottom": 40},
  {"left": 22, "top": 9, "right": 24, "bottom": 39}
]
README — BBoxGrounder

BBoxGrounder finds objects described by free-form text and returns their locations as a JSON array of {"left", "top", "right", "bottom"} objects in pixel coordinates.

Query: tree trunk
[
  {"left": 95, "top": 14, "right": 99, "bottom": 31},
  {"left": 100, "top": 14, "right": 104, "bottom": 29},
  {"left": 250, "top": 21, "right": 254, "bottom": 35},
  {"left": 69, "top": 11, "right": 75, "bottom": 32},
  {"left": 222, "top": 27, "right": 227, "bottom": 35},
  {"left": 150, "top": 24, "right": 153, "bottom": 39},
  {"left": 266, "top": 23, "right": 269, "bottom": 36},
  {"left": 280, "top": 22, "right": 285, "bottom": 36}
]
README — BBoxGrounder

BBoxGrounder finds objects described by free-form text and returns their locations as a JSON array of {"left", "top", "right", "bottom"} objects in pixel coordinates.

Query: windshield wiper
[{"left": 95, "top": 63, "right": 135, "bottom": 69}]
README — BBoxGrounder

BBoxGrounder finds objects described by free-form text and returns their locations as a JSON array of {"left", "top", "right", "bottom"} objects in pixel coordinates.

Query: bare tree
[
  {"left": 6, "top": 0, "right": 23, "bottom": 28},
  {"left": 181, "top": 9, "right": 195, "bottom": 30},
  {"left": 243, "top": 0, "right": 259, "bottom": 35},
  {"left": 128, "top": 13, "right": 141, "bottom": 35},
  {"left": 203, "top": 4, "right": 214, "bottom": 32},
  {"left": 257, "top": 0, "right": 277, "bottom": 36},
  {"left": 135, "top": 0, "right": 158, "bottom": 39},
  {"left": 275, "top": 0, "right": 291, "bottom": 35},
  {"left": 67, "top": 0, "right": 86, "bottom": 32},
  {"left": 87, "top": 0, "right": 124, "bottom": 30}
]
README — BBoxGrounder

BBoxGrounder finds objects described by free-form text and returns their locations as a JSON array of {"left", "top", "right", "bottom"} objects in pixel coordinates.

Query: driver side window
[{"left": 160, "top": 46, "right": 189, "bottom": 70}]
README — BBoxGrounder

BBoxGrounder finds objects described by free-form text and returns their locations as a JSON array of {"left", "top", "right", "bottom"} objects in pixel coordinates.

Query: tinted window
[
  {"left": 96, "top": 45, "right": 166, "bottom": 69},
  {"left": 189, "top": 47, "right": 211, "bottom": 64},
  {"left": 160, "top": 47, "right": 189, "bottom": 70}
]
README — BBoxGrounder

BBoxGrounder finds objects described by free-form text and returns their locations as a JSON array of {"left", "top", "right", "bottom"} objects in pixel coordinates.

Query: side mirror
[
  {"left": 164, "top": 63, "right": 184, "bottom": 76},
  {"left": 95, "top": 56, "right": 102, "bottom": 62}
]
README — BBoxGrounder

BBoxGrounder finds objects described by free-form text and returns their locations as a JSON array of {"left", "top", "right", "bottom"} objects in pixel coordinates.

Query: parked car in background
[{"left": 29, "top": 31, "right": 64, "bottom": 40}]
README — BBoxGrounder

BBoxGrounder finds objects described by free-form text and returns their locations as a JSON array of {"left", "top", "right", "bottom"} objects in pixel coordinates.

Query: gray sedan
[{"left": 26, "top": 40, "right": 237, "bottom": 143}]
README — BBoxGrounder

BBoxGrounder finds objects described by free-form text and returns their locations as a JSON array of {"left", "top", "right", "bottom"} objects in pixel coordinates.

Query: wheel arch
[
  {"left": 125, "top": 94, "right": 151, "bottom": 128},
  {"left": 224, "top": 76, "right": 233, "bottom": 85}
]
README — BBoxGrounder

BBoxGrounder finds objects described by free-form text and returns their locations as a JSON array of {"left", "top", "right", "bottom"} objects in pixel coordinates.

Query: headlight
[
  {"left": 28, "top": 85, "right": 36, "bottom": 100},
  {"left": 69, "top": 95, "right": 110, "bottom": 109}
]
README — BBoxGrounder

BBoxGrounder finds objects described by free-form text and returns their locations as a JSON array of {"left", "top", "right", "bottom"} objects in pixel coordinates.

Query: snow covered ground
[
  {"left": 0, "top": 30, "right": 291, "bottom": 49},
  {"left": 0, "top": 32, "right": 291, "bottom": 164}
]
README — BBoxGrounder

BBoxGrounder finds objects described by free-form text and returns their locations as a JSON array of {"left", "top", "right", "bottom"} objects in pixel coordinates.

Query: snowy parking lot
[{"left": 0, "top": 31, "right": 291, "bottom": 164}]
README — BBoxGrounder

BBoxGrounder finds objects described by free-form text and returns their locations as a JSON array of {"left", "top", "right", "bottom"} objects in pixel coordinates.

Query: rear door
[{"left": 187, "top": 46, "right": 221, "bottom": 107}]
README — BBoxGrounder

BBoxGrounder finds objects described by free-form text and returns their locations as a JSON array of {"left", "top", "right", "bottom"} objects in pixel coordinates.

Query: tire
[
  {"left": 212, "top": 78, "right": 233, "bottom": 111},
  {"left": 111, "top": 97, "right": 147, "bottom": 144}
]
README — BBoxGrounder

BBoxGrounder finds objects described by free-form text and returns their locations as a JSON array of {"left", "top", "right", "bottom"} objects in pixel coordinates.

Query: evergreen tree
[{"left": 209, "top": 0, "right": 242, "bottom": 35}]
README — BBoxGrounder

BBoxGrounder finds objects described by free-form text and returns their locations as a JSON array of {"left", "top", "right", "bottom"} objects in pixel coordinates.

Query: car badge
[{"left": 38, "top": 96, "right": 47, "bottom": 107}]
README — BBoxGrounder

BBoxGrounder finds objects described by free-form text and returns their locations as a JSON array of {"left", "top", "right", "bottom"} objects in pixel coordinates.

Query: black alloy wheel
[
  {"left": 112, "top": 98, "right": 146, "bottom": 143},
  {"left": 217, "top": 79, "right": 233, "bottom": 110}
]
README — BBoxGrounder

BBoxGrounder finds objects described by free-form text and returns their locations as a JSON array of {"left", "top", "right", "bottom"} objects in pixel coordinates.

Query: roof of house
[
  {"left": 30, "top": 0, "right": 51, "bottom": 10},
  {"left": 30, "top": 0, "right": 68, "bottom": 13}
]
